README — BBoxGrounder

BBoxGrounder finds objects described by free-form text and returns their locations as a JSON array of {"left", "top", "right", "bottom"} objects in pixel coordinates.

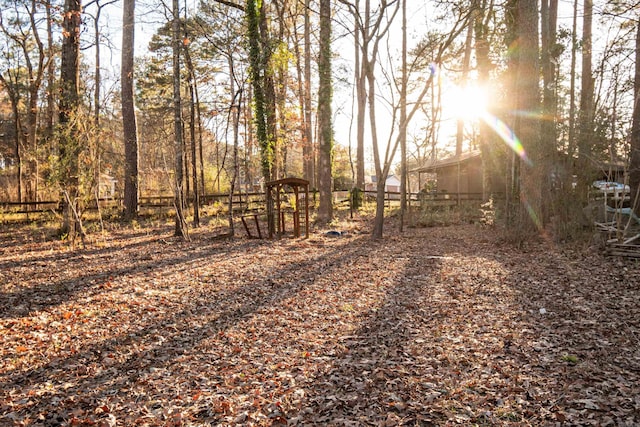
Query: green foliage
[{"left": 246, "top": 0, "right": 273, "bottom": 181}]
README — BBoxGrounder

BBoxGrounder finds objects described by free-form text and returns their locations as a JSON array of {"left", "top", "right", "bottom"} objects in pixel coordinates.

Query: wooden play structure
[{"left": 241, "top": 177, "right": 310, "bottom": 239}]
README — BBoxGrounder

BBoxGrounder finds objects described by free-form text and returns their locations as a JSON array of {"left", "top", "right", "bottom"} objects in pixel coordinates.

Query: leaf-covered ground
[{"left": 1, "top": 219, "right": 639, "bottom": 426}]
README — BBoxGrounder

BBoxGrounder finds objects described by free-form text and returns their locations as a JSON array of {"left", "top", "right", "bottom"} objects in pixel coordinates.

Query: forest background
[{"left": 0, "top": 0, "right": 639, "bottom": 240}]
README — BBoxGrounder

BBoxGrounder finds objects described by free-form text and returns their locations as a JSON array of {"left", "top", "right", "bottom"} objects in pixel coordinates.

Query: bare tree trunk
[
  {"left": 455, "top": 9, "right": 474, "bottom": 206},
  {"left": 45, "top": 0, "right": 55, "bottom": 143},
  {"left": 577, "top": 0, "right": 594, "bottom": 201},
  {"left": 294, "top": 12, "right": 308, "bottom": 181},
  {"left": 502, "top": 0, "right": 519, "bottom": 226},
  {"left": 92, "top": 1, "right": 105, "bottom": 208},
  {"left": 630, "top": 20, "right": 640, "bottom": 214},
  {"left": 122, "top": 0, "right": 139, "bottom": 221},
  {"left": 398, "top": 0, "right": 407, "bottom": 231},
  {"left": 94, "top": 4, "right": 102, "bottom": 127},
  {"left": 515, "top": 0, "right": 542, "bottom": 234},
  {"left": 456, "top": 17, "right": 473, "bottom": 157},
  {"left": 26, "top": 0, "right": 47, "bottom": 205},
  {"left": 59, "top": 0, "right": 82, "bottom": 239},
  {"left": 184, "top": 43, "right": 200, "bottom": 227},
  {"left": 474, "top": 0, "right": 496, "bottom": 203},
  {"left": 304, "top": 0, "right": 315, "bottom": 188},
  {"left": 228, "top": 89, "right": 242, "bottom": 235},
  {"left": 317, "top": 0, "right": 333, "bottom": 224},
  {"left": 368, "top": 63, "right": 383, "bottom": 237},
  {"left": 172, "top": 0, "right": 187, "bottom": 238},
  {"left": 227, "top": 52, "right": 239, "bottom": 234},
  {"left": 9, "top": 95, "right": 23, "bottom": 204},
  {"left": 355, "top": 0, "right": 366, "bottom": 190},
  {"left": 567, "top": 0, "right": 578, "bottom": 160},
  {"left": 541, "top": 0, "right": 559, "bottom": 224}
]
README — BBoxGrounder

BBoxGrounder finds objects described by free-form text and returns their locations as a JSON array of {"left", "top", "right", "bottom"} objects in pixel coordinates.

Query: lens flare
[
  {"left": 428, "top": 62, "right": 438, "bottom": 77},
  {"left": 480, "top": 112, "right": 532, "bottom": 166},
  {"left": 523, "top": 197, "right": 543, "bottom": 231}
]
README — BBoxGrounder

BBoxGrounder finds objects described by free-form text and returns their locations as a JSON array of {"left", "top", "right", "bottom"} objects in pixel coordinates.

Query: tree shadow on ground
[
  {"left": 2, "top": 225, "right": 639, "bottom": 426},
  {"left": 291, "top": 229, "right": 640, "bottom": 425},
  {"left": 0, "top": 228, "right": 270, "bottom": 318},
  {"left": 0, "top": 233, "right": 371, "bottom": 424}
]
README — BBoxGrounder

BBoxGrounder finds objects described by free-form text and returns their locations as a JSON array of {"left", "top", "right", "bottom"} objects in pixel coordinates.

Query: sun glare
[{"left": 448, "top": 84, "right": 489, "bottom": 121}]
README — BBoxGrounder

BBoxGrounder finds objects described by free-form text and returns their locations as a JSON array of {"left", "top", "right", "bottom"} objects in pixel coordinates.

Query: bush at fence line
[
  {"left": 415, "top": 200, "right": 484, "bottom": 227},
  {"left": 350, "top": 187, "right": 363, "bottom": 210}
]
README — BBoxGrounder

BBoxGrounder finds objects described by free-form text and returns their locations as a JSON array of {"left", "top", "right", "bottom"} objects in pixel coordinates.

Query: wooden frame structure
[{"left": 266, "top": 177, "right": 310, "bottom": 239}]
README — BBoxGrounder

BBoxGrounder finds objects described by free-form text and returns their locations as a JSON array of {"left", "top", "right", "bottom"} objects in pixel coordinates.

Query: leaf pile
[{"left": 1, "top": 223, "right": 639, "bottom": 426}]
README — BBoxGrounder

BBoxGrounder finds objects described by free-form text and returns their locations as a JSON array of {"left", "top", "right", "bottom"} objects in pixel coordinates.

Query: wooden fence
[{"left": 0, "top": 190, "right": 490, "bottom": 217}]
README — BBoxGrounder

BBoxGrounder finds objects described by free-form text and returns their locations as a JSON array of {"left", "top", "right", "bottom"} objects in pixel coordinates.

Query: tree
[
  {"left": 339, "top": 0, "right": 400, "bottom": 237},
  {"left": 183, "top": 38, "right": 200, "bottom": 227},
  {"left": 472, "top": 0, "right": 501, "bottom": 203},
  {"left": 58, "top": 0, "right": 82, "bottom": 239},
  {"left": 172, "top": 0, "right": 188, "bottom": 238},
  {"left": 512, "top": 0, "right": 543, "bottom": 233},
  {"left": 44, "top": 0, "right": 56, "bottom": 147},
  {"left": 246, "top": 0, "right": 274, "bottom": 182},
  {"left": 630, "top": 19, "right": 640, "bottom": 213},
  {"left": 303, "top": 0, "right": 315, "bottom": 188},
  {"left": 316, "top": 0, "right": 333, "bottom": 223},
  {"left": 577, "top": 0, "right": 594, "bottom": 200},
  {"left": 398, "top": 0, "right": 407, "bottom": 231},
  {"left": 354, "top": 0, "right": 365, "bottom": 191},
  {"left": 0, "top": 0, "right": 52, "bottom": 203},
  {"left": 541, "top": 0, "right": 558, "bottom": 223},
  {"left": 122, "top": 0, "right": 139, "bottom": 221}
]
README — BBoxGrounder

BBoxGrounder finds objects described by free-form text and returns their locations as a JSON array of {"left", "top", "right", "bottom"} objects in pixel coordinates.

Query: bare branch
[{"left": 211, "top": 0, "right": 245, "bottom": 12}]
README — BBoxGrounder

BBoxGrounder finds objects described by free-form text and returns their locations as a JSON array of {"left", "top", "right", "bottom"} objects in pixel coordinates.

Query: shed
[
  {"left": 412, "top": 151, "right": 503, "bottom": 197},
  {"left": 364, "top": 174, "right": 401, "bottom": 193},
  {"left": 98, "top": 173, "right": 117, "bottom": 199}
]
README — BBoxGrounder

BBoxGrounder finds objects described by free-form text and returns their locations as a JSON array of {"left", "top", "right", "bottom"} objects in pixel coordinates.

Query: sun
[{"left": 447, "top": 83, "right": 489, "bottom": 121}]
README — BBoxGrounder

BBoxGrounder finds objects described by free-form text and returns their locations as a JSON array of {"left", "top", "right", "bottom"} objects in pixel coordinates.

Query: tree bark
[
  {"left": 398, "top": 0, "right": 407, "bottom": 231},
  {"left": 59, "top": 0, "right": 82, "bottom": 239},
  {"left": 514, "top": 0, "right": 542, "bottom": 233},
  {"left": 45, "top": 0, "right": 56, "bottom": 144},
  {"left": 355, "top": 0, "right": 366, "bottom": 191},
  {"left": 246, "top": 0, "right": 273, "bottom": 181},
  {"left": 317, "top": 0, "right": 333, "bottom": 224},
  {"left": 630, "top": 20, "right": 640, "bottom": 214},
  {"left": 304, "top": 0, "right": 315, "bottom": 188},
  {"left": 474, "top": 0, "right": 496, "bottom": 203},
  {"left": 184, "top": 43, "right": 200, "bottom": 227},
  {"left": 122, "top": 0, "right": 139, "bottom": 221},
  {"left": 541, "top": 0, "right": 559, "bottom": 224},
  {"left": 577, "top": 0, "right": 594, "bottom": 201},
  {"left": 172, "top": 0, "right": 187, "bottom": 238},
  {"left": 26, "top": 0, "right": 47, "bottom": 204},
  {"left": 567, "top": 0, "right": 578, "bottom": 161}
]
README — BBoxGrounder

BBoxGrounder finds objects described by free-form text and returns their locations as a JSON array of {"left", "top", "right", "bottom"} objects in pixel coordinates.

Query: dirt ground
[{"left": 1, "top": 217, "right": 639, "bottom": 426}]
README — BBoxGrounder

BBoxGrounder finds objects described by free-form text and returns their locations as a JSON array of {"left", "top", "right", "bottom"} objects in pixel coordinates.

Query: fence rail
[{"left": 0, "top": 190, "right": 493, "bottom": 217}]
